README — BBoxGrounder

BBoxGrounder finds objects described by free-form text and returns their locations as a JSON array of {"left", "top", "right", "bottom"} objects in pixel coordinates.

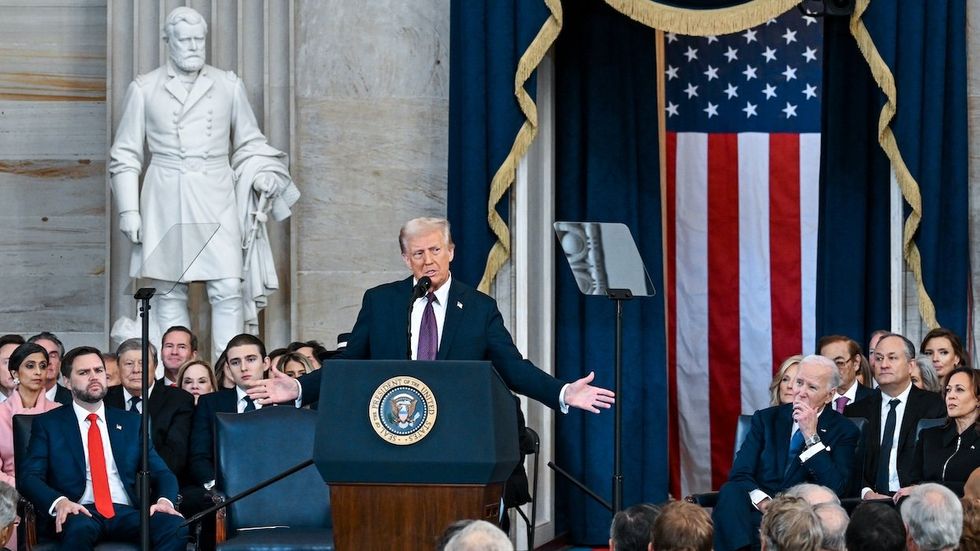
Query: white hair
[
  {"left": 900, "top": 483, "right": 962, "bottom": 550},
  {"left": 162, "top": 6, "right": 208, "bottom": 40},
  {"left": 784, "top": 483, "right": 840, "bottom": 506},
  {"left": 0, "top": 482, "right": 18, "bottom": 527},
  {"left": 800, "top": 354, "right": 842, "bottom": 393},
  {"left": 444, "top": 520, "right": 513, "bottom": 551}
]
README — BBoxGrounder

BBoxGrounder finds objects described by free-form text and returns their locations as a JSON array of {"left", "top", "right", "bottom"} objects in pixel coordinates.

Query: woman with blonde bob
[
  {"left": 177, "top": 358, "right": 217, "bottom": 405},
  {"left": 769, "top": 355, "right": 804, "bottom": 406}
]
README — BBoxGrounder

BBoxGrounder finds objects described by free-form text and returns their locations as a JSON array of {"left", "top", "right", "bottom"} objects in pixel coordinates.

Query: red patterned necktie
[
  {"left": 86, "top": 413, "right": 115, "bottom": 518},
  {"left": 417, "top": 292, "right": 438, "bottom": 361}
]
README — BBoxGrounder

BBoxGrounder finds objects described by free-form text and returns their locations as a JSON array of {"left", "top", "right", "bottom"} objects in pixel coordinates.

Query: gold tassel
[
  {"left": 604, "top": 0, "right": 800, "bottom": 36},
  {"left": 848, "top": 0, "right": 938, "bottom": 329},
  {"left": 479, "top": 0, "right": 563, "bottom": 293}
]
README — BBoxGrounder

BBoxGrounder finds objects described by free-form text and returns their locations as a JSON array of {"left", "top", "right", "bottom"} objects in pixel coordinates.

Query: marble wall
[{"left": 292, "top": 0, "right": 450, "bottom": 345}]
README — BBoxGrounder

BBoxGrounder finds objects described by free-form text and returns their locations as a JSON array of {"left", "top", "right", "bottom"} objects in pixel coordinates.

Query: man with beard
[
  {"left": 19, "top": 346, "right": 188, "bottom": 550},
  {"left": 109, "top": 6, "right": 298, "bottom": 359}
]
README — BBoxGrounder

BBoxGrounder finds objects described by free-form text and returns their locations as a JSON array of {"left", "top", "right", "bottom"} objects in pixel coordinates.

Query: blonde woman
[{"left": 769, "top": 355, "right": 804, "bottom": 406}]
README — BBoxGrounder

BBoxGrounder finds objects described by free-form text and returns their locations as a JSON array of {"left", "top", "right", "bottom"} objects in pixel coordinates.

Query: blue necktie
[
  {"left": 243, "top": 396, "right": 256, "bottom": 412},
  {"left": 417, "top": 292, "right": 438, "bottom": 361},
  {"left": 876, "top": 398, "right": 901, "bottom": 493},
  {"left": 788, "top": 428, "right": 805, "bottom": 464}
]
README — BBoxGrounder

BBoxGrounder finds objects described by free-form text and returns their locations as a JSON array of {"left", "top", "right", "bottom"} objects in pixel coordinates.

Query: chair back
[
  {"left": 916, "top": 417, "right": 946, "bottom": 444},
  {"left": 215, "top": 407, "right": 331, "bottom": 532},
  {"left": 12, "top": 414, "right": 35, "bottom": 487},
  {"left": 732, "top": 414, "right": 753, "bottom": 464},
  {"left": 847, "top": 417, "right": 868, "bottom": 497}
]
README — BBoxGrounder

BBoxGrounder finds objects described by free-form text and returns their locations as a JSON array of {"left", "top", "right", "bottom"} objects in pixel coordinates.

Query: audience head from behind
[
  {"left": 960, "top": 497, "right": 980, "bottom": 551},
  {"left": 845, "top": 502, "right": 906, "bottom": 551},
  {"left": 0, "top": 481, "right": 18, "bottom": 546},
  {"left": 901, "top": 482, "right": 962, "bottom": 551},
  {"left": 912, "top": 356, "right": 943, "bottom": 393},
  {"left": 223, "top": 334, "right": 269, "bottom": 391},
  {"left": 177, "top": 359, "right": 216, "bottom": 404},
  {"left": 443, "top": 520, "right": 513, "bottom": 551},
  {"left": 770, "top": 354, "right": 803, "bottom": 406},
  {"left": 920, "top": 327, "right": 969, "bottom": 382},
  {"left": 608, "top": 502, "right": 661, "bottom": 551},
  {"left": 436, "top": 520, "right": 474, "bottom": 551},
  {"left": 784, "top": 483, "right": 840, "bottom": 506},
  {"left": 652, "top": 500, "right": 712, "bottom": 551},
  {"left": 817, "top": 335, "right": 862, "bottom": 395},
  {"left": 812, "top": 502, "right": 848, "bottom": 551},
  {"left": 758, "top": 495, "right": 821, "bottom": 551}
]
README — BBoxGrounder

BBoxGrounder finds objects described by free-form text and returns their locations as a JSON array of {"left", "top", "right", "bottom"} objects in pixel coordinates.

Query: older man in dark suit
[
  {"left": 19, "top": 346, "right": 187, "bottom": 550},
  {"left": 712, "top": 355, "right": 860, "bottom": 551},
  {"left": 844, "top": 333, "right": 945, "bottom": 500},
  {"left": 248, "top": 216, "right": 615, "bottom": 414},
  {"left": 104, "top": 339, "right": 194, "bottom": 480}
]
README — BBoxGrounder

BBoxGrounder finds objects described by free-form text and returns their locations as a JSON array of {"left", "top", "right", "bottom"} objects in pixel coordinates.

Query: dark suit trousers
[
  {"left": 713, "top": 480, "right": 762, "bottom": 551},
  {"left": 59, "top": 503, "right": 187, "bottom": 551}
]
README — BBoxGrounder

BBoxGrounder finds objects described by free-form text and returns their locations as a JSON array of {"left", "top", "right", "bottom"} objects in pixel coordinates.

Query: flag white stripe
[{"left": 799, "top": 133, "right": 821, "bottom": 355}]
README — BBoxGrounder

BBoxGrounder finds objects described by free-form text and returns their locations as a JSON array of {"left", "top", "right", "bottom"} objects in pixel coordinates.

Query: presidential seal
[{"left": 369, "top": 376, "right": 437, "bottom": 445}]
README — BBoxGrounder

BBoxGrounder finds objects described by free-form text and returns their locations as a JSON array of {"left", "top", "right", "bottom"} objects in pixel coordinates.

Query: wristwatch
[{"left": 804, "top": 434, "right": 821, "bottom": 448}]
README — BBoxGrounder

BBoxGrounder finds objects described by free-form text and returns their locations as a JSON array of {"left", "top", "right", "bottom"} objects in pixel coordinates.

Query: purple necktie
[
  {"left": 417, "top": 292, "right": 438, "bottom": 360},
  {"left": 835, "top": 396, "right": 849, "bottom": 413}
]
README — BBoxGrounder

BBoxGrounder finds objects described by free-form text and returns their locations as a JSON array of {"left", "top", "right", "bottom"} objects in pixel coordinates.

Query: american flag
[{"left": 664, "top": 8, "right": 823, "bottom": 497}]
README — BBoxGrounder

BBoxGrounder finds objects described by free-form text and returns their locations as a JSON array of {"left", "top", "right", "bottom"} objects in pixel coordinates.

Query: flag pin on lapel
[
  {"left": 456, "top": 301, "right": 463, "bottom": 309},
  {"left": 115, "top": 424, "right": 122, "bottom": 431},
  {"left": 820, "top": 428, "right": 827, "bottom": 433}
]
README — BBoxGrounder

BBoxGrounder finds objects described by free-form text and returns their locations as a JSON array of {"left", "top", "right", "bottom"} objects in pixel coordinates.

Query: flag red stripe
[
  {"left": 665, "top": 132, "right": 681, "bottom": 498},
  {"left": 707, "top": 133, "right": 741, "bottom": 489},
  {"left": 769, "top": 134, "right": 803, "bottom": 370}
]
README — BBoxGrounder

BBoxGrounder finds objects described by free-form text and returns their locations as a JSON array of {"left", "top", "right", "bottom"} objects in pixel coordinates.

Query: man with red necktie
[{"left": 19, "top": 346, "right": 187, "bottom": 550}]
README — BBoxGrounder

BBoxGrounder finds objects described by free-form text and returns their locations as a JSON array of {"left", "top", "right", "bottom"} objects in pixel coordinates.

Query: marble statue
[{"left": 109, "top": 6, "right": 299, "bottom": 358}]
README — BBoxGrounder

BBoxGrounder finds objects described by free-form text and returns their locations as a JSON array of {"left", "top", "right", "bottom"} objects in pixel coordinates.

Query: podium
[{"left": 314, "top": 360, "right": 520, "bottom": 551}]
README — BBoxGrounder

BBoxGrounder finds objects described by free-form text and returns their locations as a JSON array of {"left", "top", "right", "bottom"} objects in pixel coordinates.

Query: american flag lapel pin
[
  {"left": 457, "top": 301, "right": 463, "bottom": 309},
  {"left": 115, "top": 424, "right": 122, "bottom": 431}
]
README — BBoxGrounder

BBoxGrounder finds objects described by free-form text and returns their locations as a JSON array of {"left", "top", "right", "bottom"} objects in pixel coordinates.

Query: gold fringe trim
[
  {"left": 849, "top": 0, "right": 938, "bottom": 329},
  {"left": 604, "top": 0, "right": 800, "bottom": 36},
  {"left": 479, "top": 0, "right": 563, "bottom": 293}
]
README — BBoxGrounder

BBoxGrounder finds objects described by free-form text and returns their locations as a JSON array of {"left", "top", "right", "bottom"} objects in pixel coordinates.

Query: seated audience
[
  {"left": 177, "top": 359, "right": 216, "bottom": 405},
  {"left": 819, "top": 335, "right": 873, "bottom": 412},
  {"left": 911, "top": 357, "right": 942, "bottom": 393},
  {"left": 712, "top": 355, "right": 859, "bottom": 551},
  {"left": 159, "top": 325, "right": 199, "bottom": 387},
  {"left": 900, "top": 482, "right": 962, "bottom": 551},
  {"left": 102, "top": 352, "right": 120, "bottom": 386},
  {"left": 27, "top": 332, "right": 70, "bottom": 406},
  {"left": 286, "top": 340, "right": 327, "bottom": 370},
  {"left": 609, "top": 502, "right": 661, "bottom": 551},
  {"left": 213, "top": 350, "right": 234, "bottom": 390},
  {"left": 769, "top": 354, "right": 802, "bottom": 406},
  {"left": 920, "top": 327, "right": 969, "bottom": 383},
  {"left": 278, "top": 352, "right": 314, "bottom": 379},
  {"left": 845, "top": 502, "right": 906, "bottom": 551},
  {"left": 0, "top": 343, "right": 62, "bottom": 485},
  {"left": 0, "top": 482, "right": 17, "bottom": 551},
  {"left": 966, "top": 468, "right": 980, "bottom": 499},
  {"left": 0, "top": 335, "right": 25, "bottom": 404},
  {"left": 856, "top": 352, "right": 874, "bottom": 388},
  {"left": 444, "top": 520, "right": 513, "bottom": 551},
  {"left": 900, "top": 366, "right": 980, "bottom": 497},
  {"left": 653, "top": 500, "right": 711, "bottom": 551},
  {"left": 960, "top": 497, "right": 980, "bottom": 551},
  {"left": 758, "top": 495, "right": 821, "bottom": 551},
  {"left": 812, "top": 502, "right": 848, "bottom": 551},
  {"left": 784, "top": 483, "right": 839, "bottom": 505},
  {"left": 267, "top": 347, "right": 287, "bottom": 370}
]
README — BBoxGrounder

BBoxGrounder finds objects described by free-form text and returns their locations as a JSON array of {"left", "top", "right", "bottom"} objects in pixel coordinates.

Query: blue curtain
[
  {"left": 553, "top": 0, "right": 667, "bottom": 544},
  {"left": 447, "top": 0, "right": 548, "bottom": 285}
]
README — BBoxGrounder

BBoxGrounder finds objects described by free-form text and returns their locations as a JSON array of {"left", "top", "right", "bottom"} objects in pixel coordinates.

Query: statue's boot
[
  {"left": 209, "top": 277, "right": 245, "bottom": 359},
  {"left": 155, "top": 281, "right": 191, "bottom": 337}
]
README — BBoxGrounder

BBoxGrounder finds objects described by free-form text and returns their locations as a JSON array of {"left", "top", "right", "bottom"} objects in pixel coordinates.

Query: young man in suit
[
  {"left": 819, "top": 335, "right": 874, "bottom": 412},
  {"left": 19, "top": 346, "right": 187, "bottom": 550},
  {"left": 845, "top": 333, "right": 945, "bottom": 500},
  {"left": 104, "top": 338, "right": 194, "bottom": 480},
  {"left": 711, "top": 355, "right": 860, "bottom": 551},
  {"left": 248, "top": 216, "right": 615, "bottom": 414}
]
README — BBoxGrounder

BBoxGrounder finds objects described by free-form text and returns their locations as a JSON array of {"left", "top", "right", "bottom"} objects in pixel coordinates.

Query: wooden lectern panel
[{"left": 331, "top": 483, "right": 504, "bottom": 551}]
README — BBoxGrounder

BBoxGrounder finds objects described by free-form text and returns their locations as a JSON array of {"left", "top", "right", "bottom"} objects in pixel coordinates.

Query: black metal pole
[
  {"left": 612, "top": 297, "right": 624, "bottom": 513},
  {"left": 134, "top": 287, "right": 155, "bottom": 551}
]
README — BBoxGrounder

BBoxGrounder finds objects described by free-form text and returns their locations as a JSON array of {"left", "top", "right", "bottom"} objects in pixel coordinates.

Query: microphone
[{"left": 411, "top": 276, "right": 432, "bottom": 300}]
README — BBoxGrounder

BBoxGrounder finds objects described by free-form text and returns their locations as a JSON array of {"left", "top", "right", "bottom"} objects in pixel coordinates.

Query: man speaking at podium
[{"left": 249, "top": 216, "right": 615, "bottom": 413}]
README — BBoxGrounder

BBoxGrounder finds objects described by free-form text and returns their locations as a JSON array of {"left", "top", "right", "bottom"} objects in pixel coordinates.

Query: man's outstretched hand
[
  {"left": 563, "top": 371, "right": 615, "bottom": 413},
  {"left": 246, "top": 368, "right": 300, "bottom": 405}
]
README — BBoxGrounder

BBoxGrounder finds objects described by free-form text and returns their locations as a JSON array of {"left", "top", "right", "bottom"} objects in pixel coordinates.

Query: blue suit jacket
[
  {"left": 728, "top": 403, "right": 861, "bottom": 496},
  {"left": 300, "top": 277, "right": 565, "bottom": 409},
  {"left": 188, "top": 389, "right": 238, "bottom": 486},
  {"left": 19, "top": 404, "right": 179, "bottom": 512}
]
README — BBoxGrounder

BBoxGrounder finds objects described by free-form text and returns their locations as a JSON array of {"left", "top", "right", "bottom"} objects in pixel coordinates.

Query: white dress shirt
[
  {"left": 409, "top": 276, "right": 452, "bottom": 360},
  {"left": 236, "top": 386, "right": 262, "bottom": 413},
  {"left": 859, "top": 382, "right": 912, "bottom": 497},
  {"left": 832, "top": 379, "right": 859, "bottom": 409},
  {"left": 121, "top": 382, "right": 155, "bottom": 414}
]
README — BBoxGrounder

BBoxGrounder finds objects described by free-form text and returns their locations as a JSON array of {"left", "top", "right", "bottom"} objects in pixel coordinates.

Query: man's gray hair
[
  {"left": 878, "top": 333, "right": 916, "bottom": 361},
  {"left": 813, "top": 502, "right": 848, "bottom": 551},
  {"left": 163, "top": 6, "right": 208, "bottom": 40},
  {"left": 444, "top": 520, "right": 513, "bottom": 551},
  {"left": 800, "top": 354, "right": 842, "bottom": 393},
  {"left": 900, "top": 483, "right": 962, "bottom": 550},
  {"left": 399, "top": 217, "right": 453, "bottom": 254},
  {"left": 784, "top": 483, "right": 840, "bottom": 506},
  {"left": 116, "top": 338, "right": 158, "bottom": 368},
  {"left": 0, "top": 482, "right": 18, "bottom": 527}
]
